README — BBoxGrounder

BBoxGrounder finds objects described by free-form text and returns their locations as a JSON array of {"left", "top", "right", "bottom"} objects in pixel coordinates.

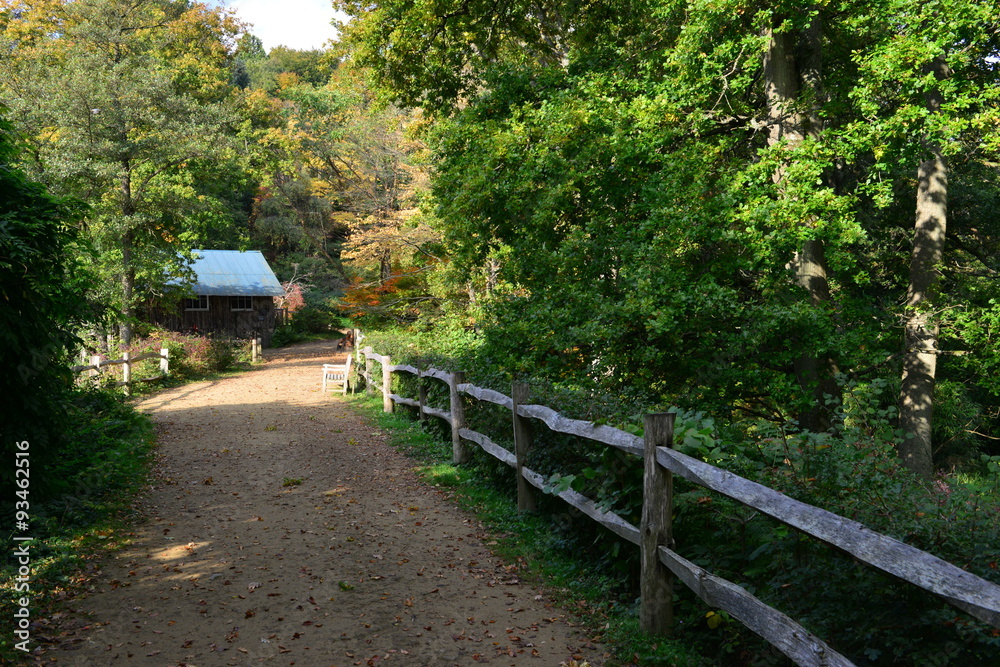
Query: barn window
[
  {"left": 231, "top": 295, "right": 253, "bottom": 311},
  {"left": 184, "top": 294, "right": 209, "bottom": 311}
]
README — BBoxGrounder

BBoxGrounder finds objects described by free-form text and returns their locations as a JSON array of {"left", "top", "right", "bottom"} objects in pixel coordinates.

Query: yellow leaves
[
  {"left": 0, "top": 0, "right": 72, "bottom": 52},
  {"left": 276, "top": 71, "right": 303, "bottom": 90}
]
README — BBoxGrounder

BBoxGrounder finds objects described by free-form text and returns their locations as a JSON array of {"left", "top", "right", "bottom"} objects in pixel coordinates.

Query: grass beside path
[
  {"left": 1, "top": 389, "right": 156, "bottom": 662},
  {"left": 343, "top": 391, "right": 709, "bottom": 667}
]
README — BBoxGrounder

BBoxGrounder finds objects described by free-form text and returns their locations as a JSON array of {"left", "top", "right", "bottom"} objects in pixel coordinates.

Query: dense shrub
[
  {"left": 270, "top": 290, "right": 350, "bottom": 347},
  {"left": 83, "top": 329, "right": 250, "bottom": 383},
  {"left": 270, "top": 323, "right": 307, "bottom": 348},
  {"left": 668, "top": 400, "right": 1000, "bottom": 664},
  {"left": 0, "top": 111, "right": 93, "bottom": 493},
  {"left": 290, "top": 289, "right": 345, "bottom": 333}
]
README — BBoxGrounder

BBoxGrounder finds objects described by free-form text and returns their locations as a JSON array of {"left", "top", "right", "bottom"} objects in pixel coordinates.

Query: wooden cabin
[{"left": 150, "top": 250, "right": 286, "bottom": 346}]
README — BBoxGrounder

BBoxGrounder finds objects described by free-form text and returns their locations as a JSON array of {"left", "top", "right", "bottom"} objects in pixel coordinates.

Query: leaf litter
[{"left": 31, "top": 340, "right": 606, "bottom": 665}]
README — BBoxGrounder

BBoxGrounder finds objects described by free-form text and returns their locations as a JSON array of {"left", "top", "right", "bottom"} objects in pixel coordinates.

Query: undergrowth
[{"left": 0, "top": 388, "right": 155, "bottom": 661}]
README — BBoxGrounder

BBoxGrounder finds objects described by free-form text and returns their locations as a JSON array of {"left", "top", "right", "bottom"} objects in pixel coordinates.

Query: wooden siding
[{"left": 147, "top": 296, "right": 279, "bottom": 346}]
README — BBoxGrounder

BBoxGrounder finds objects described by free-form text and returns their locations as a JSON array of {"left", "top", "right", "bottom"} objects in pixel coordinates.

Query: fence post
[
  {"left": 122, "top": 351, "right": 131, "bottom": 396},
  {"left": 364, "top": 346, "right": 373, "bottom": 395},
  {"left": 640, "top": 412, "right": 676, "bottom": 637},
  {"left": 251, "top": 337, "right": 258, "bottom": 363},
  {"left": 160, "top": 348, "right": 169, "bottom": 376},
  {"left": 354, "top": 341, "right": 361, "bottom": 384},
  {"left": 89, "top": 355, "right": 101, "bottom": 379},
  {"left": 512, "top": 382, "right": 536, "bottom": 511},
  {"left": 417, "top": 358, "right": 427, "bottom": 423},
  {"left": 382, "top": 355, "right": 393, "bottom": 413},
  {"left": 449, "top": 371, "right": 470, "bottom": 464}
]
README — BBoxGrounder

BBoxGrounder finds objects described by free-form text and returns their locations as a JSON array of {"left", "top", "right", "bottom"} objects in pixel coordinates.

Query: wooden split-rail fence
[
  {"left": 72, "top": 349, "right": 170, "bottom": 394},
  {"left": 354, "top": 343, "right": 1000, "bottom": 667},
  {"left": 71, "top": 336, "right": 265, "bottom": 393}
]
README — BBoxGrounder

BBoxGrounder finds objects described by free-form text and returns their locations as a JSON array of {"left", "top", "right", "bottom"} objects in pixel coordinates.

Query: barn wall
[{"left": 147, "top": 296, "right": 279, "bottom": 347}]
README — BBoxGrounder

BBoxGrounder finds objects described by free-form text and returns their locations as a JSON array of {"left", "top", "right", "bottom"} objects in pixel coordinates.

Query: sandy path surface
[{"left": 41, "top": 340, "right": 604, "bottom": 666}]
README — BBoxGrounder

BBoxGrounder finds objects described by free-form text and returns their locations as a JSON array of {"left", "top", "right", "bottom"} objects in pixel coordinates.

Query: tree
[
  {"left": 0, "top": 0, "right": 246, "bottom": 344},
  {"left": 760, "top": 7, "right": 841, "bottom": 430},
  {"left": 318, "top": 71, "right": 434, "bottom": 285},
  {"left": 232, "top": 37, "right": 336, "bottom": 92},
  {"left": 253, "top": 66, "right": 435, "bottom": 295},
  {"left": 899, "top": 54, "right": 950, "bottom": 480},
  {"left": 844, "top": 1, "right": 1000, "bottom": 479}
]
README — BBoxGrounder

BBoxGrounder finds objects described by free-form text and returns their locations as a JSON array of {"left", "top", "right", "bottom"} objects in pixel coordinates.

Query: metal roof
[{"left": 184, "top": 250, "right": 285, "bottom": 297}]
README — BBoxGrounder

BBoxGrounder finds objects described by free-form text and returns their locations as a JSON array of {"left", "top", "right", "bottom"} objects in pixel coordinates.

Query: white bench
[{"left": 321, "top": 355, "right": 352, "bottom": 395}]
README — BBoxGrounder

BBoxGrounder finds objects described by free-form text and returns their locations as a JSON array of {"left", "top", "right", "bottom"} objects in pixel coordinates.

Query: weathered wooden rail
[
  {"left": 72, "top": 349, "right": 170, "bottom": 393},
  {"left": 71, "top": 336, "right": 263, "bottom": 393},
  {"left": 354, "top": 344, "right": 1000, "bottom": 666}
]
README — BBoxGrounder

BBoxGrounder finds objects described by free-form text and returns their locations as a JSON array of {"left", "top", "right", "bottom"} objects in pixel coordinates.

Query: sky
[{"left": 215, "top": 0, "right": 349, "bottom": 52}]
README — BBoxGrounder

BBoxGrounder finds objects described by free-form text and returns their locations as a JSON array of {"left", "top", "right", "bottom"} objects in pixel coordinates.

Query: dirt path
[{"left": 42, "top": 340, "right": 605, "bottom": 666}]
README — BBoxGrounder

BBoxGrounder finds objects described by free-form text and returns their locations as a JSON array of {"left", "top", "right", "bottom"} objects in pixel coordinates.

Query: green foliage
[
  {"left": 236, "top": 43, "right": 335, "bottom": 91},
  {"left": 337, "top": 0, "right": 1000, "bottom": 656},
  {"left": 339, "top": 0, "right": 1000, "bottom": 466},
  {"left": 356, "top": 323, "right": 1000, "bottom": 664},
  {"left": 0, "top": 0, "right": 248, "bottom": 340},
  {"left": 270, "top": 302, "right": 351, "bottom": 349},
  {"left": 270, "top": 324, "right": 307, "bottom": 348},
  {"left": 120, "top": 329, "right": 245, "bottom": 380},
  {"left": 0, "top": 109, "right": 94, "bottom": 492},
  {"left": 668, "top": 387, "right": 1000, "bottom": 665},
  {"left": 289, "top": 289, "right": 345, "bottom": 334},
  {"left": 0, "top": 386, "right": 154, "bottom": 663},
  {"left": 271, "top": 289, "right": 350, "bottom": 347}
]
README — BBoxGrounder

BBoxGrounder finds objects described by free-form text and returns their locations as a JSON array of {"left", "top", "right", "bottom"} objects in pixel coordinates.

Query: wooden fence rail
[
  {"left": 72, "top": 348, "right": 170, "bottom": 393},
  {"left": 354, "top": 344, "right": 1000, "bottom": 666},
  {"left": 70, "top": 336, "right": 263, "bottom": 392}
]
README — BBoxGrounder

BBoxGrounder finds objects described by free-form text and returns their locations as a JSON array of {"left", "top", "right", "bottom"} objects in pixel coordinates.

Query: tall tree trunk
[
  {"left": 121, "top": 230, "right": 135, "bottom": 346},
  {"left": 763, "top": 12, "right": 839, "bottom": 431},
  {"left": 379, "top": 249, "right": 392, "bottom": 285},
  {"left": 120, "top": 167, "right": 135, "bottom": 346},
  {"left": 486, "top": 257, "right": 500, "bottom": 295},
  {"left": 899, "top": 56, "right": 949, "bottom": 480}
]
